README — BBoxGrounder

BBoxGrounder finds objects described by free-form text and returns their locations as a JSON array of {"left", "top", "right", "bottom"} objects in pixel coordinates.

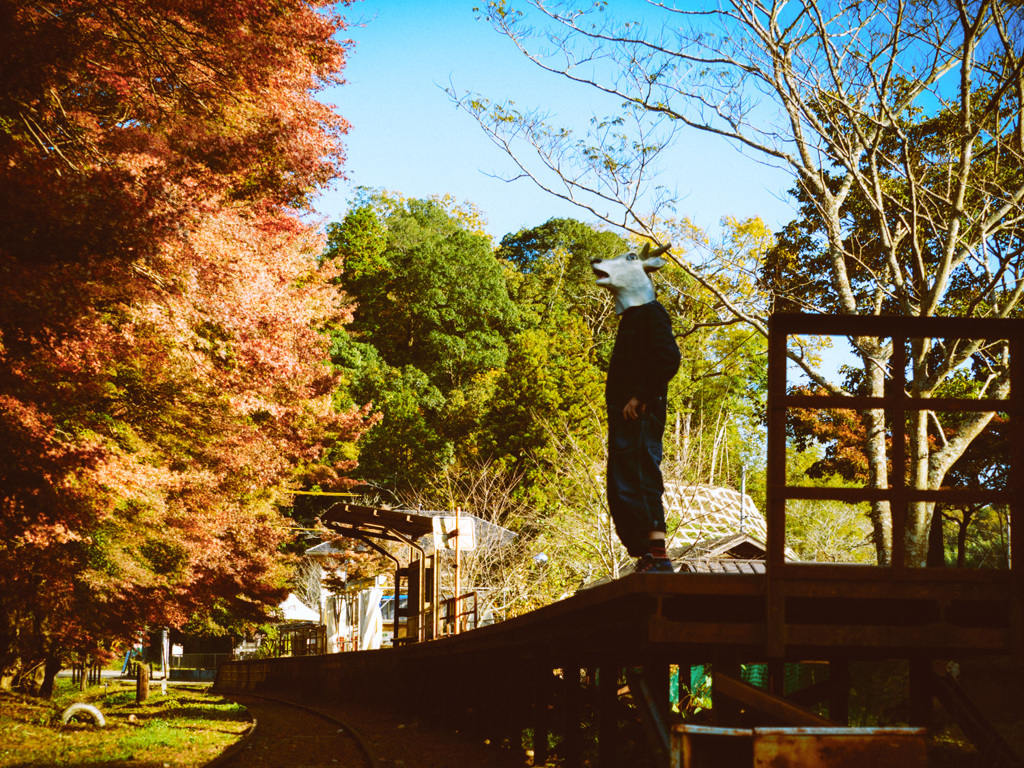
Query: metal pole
[
  {"left": 161, "top": 628, "right": 169, "bottom": 695},
  {"left": 740, "top": 464, "right": 746, "bottom": 534},
  {"left": 455, "top": 506, "right": 461, "bottom": 634}
]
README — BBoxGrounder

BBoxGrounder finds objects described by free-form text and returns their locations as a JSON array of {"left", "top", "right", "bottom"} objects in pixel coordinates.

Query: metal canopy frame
[{"left": 301, "top": 498, "right": 440, "bottom": 643}]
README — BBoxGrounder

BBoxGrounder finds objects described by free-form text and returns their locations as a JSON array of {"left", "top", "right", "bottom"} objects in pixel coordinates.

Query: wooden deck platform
[
  {"left": 375, "top": 565, "right": 1017, "bottom": 664},
  {"left": 215, "top": 567, "right": 1020, "bottom": 766}
]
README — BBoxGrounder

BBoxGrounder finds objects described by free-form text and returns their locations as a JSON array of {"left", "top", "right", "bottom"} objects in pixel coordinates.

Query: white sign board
[
  {"left": 171, "top": 644, "right": 184, "bottom": 657},
  {"left": 432, "top": 515, "right": 476, "bottom": 550}
]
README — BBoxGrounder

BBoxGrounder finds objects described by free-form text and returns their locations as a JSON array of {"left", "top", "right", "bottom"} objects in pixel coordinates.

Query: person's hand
[{"left": 622, "top": 397, "right": 645, "bottom": 420}]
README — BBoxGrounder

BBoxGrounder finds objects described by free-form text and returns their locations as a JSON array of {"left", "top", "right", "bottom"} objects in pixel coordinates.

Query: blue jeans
[{"left": 606, "top": 399, "right": 667, "bottom": 557}]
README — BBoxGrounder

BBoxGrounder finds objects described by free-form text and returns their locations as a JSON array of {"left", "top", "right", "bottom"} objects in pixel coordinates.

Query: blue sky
[{"left": 315, "top": 1, "right": 798, "bottom": 241}]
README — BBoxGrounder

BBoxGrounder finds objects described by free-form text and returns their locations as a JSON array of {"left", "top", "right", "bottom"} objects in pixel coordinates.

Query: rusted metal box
[
  {"left": 673, "top": 724, "right": 928, "bottom": 768},
  {"left": 753, "top": 727, "right": 927, "bottom": 768},
  {"left": 673, "top": 725, "right": 752, "bottom": 768}
]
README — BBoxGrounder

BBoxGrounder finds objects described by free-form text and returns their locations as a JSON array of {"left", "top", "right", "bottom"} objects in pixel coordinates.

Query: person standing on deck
[{"left": 592, "top": 243, "right": 681, "bottom": 574}]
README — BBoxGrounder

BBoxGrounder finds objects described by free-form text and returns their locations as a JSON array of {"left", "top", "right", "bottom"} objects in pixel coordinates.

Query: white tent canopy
[{"left": 278, "top": 593, "right": 319, "bottom": 623}]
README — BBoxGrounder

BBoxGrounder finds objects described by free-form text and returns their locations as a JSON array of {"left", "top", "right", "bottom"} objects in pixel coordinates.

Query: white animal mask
[{"left": 591, "top": 242, "right": 671, "bottom": 314}]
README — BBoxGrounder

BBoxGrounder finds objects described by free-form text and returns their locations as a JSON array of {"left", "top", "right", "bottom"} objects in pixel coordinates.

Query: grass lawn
[{"left": 0, "top": 679, "right": 249, "bottom": 767}]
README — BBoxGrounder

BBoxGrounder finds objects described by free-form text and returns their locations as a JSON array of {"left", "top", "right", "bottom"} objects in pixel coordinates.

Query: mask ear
[
  {"left": 639, "top": 241, "right": 671, "bottom": 261},
  {"left": 643, "top": 256, "right": 668, "bottom": 272}
]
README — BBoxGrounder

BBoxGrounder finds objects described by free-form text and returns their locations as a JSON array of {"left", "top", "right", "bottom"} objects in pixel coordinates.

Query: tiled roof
[{"left": 677, "top": 558, "right": 766, "bottom": 574}]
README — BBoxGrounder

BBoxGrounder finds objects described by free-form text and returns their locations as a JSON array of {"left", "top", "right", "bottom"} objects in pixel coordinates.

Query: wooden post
[
  {"left": 829, "top": 659, "right": 850, "bottom": 725},
  {"left": 563, "top": 665, "right": 584, "bottom": 768},
  {"left": 768, "top": 659, "right": 785, "bottom": 697},
  {"left": 909, "top": 657, "right": 932, "bottom": 729},
  {"left": 136, "top": 662, "right": 149, "bottom": 703},
  {"left": 508, "top": 659, "right": 530, "bottom": 758},
  {"left": 532, "top": 660, "right": 551, "bottom": 766},
  {"left": 712, "top": 655, "right": 742, "bottom": 726},
  {"left": 597, "top": 664, "right": 620, "bottom": 768},
  {"left": 646, "top": 654, "right": 670, "bottom": 715},
  {"left": 454, "top": 506, "right": 461, "bottom": 634}
]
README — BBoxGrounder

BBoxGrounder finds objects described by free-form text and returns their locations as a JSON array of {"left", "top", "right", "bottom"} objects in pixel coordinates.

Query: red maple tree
[{"left": 0, "top": 0, "right": 366, "bottom": 694}]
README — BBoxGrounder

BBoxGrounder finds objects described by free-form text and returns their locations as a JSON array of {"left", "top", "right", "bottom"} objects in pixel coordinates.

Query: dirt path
[
  {"left": 222, "top": 693, "right": 527, "bottom": 768},
  {"left": 220, "top": 697, "right": 369, "bottom": 768}
]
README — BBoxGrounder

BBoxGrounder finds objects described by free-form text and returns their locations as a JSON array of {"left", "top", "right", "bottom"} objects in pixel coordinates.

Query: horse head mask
[{"left": 591, "top": 242, "right": 671, "bottom": 315}]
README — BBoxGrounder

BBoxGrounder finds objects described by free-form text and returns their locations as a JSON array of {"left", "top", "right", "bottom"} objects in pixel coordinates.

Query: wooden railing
[{"left": 440, "top": 591, "right": 478, "bottom": 635}]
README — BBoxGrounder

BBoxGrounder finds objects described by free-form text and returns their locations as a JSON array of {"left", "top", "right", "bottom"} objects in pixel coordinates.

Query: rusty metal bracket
[{"left": 342, "top": 531, "right": 401, "bottom": 570}]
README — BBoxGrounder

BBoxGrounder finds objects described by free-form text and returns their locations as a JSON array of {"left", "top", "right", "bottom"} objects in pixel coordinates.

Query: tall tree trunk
[
  {"left": 927, "top": 508, "right": 946, "bottom": 567},
  {"left": 38, "top": 655, "right": 61, "bottom": 700},
  {"left": 955, "top": 510, "right": 975, "bottom": 568},
  {"left": 906, "top": 408, "right": 934, "bottom": 566},
  {"left": 862, "top": 350, "right": 892, "bottom": 565},
  {"left": 906, "top": 340, "right": 935, "bottom": 566}
]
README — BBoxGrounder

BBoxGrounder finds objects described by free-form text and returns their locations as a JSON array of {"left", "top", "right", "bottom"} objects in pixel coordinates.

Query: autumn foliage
[{"left": 0, "top": 0, "right": 364, "bottom": 688}]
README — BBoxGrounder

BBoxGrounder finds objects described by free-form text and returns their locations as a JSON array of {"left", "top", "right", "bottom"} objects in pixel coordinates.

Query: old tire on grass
[{"left": 60, "top": 702, "right": 106, "bottom": 727}]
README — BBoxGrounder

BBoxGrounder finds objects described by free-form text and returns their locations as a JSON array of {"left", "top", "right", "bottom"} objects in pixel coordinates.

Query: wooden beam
[{"left": 714, "top": 672, "right": 834, "bottom": 727}]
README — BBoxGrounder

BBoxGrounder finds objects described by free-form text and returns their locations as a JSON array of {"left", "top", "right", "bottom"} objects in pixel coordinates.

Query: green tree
[
  {"left": 785, "top": 448, "right": 875, "bottom": 564},
  {"left": 650, "top": 218, "right": 771, "bottom": 496},
  {"left": 483, "top": 321, "right": 604, "bottom": 495},
  {"left": 498, "top": 217, "right": 626, "bottom": 353},
  {"left": 480, "top": 219, "right": 626, "bottom": 502},
  {"left": 327, "top": 192, "right": 516, "bottom": 390},
  {"left": 354, "top": 354, "right": 453, "bottom": 491},
  {"left": 324, "top": 192, "right": 518, "bottom": 492}
]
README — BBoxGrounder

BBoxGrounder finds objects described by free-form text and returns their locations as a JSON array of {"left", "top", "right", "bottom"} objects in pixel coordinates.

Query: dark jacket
[{"left": 605, "top": 301, "right": 681, "bottom": 410}]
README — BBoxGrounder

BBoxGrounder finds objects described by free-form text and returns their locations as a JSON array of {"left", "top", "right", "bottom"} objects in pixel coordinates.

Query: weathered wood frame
[{"left": 765, "top": 313, "right": 1023, "bottom": 657}]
